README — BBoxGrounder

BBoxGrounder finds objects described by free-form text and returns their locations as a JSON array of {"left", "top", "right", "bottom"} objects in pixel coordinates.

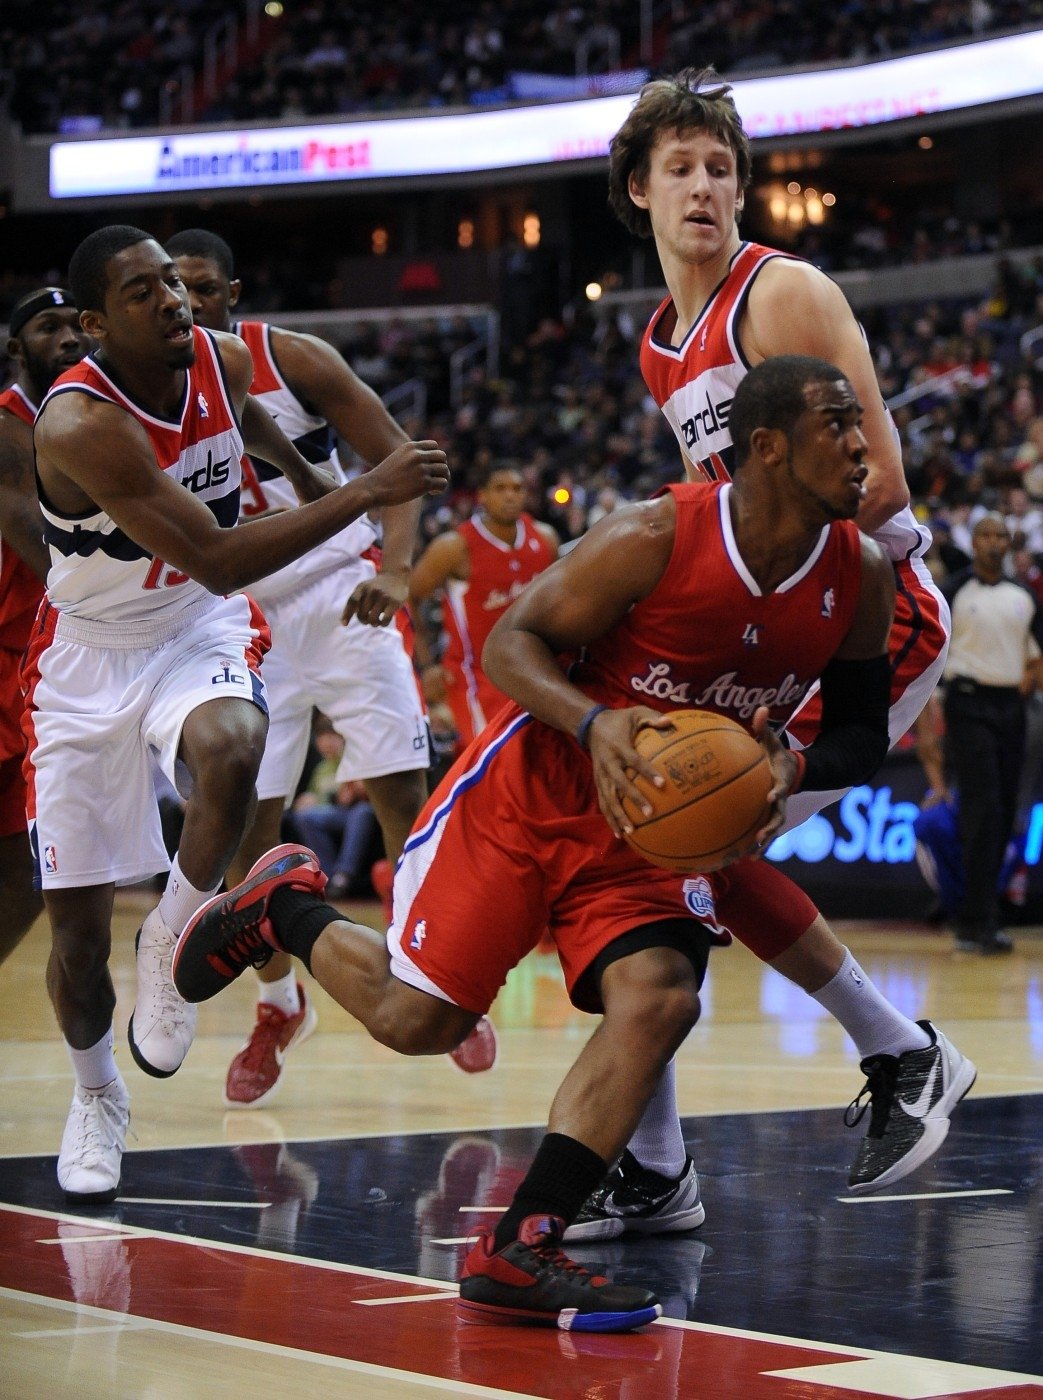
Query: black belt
[{"left": 948, "top": 676, "right": 1020, "bottom": 699}]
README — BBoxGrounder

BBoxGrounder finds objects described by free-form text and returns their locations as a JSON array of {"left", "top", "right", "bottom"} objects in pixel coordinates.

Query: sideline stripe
[{"left": 2, "top": 1287, "right": 539, "bottom": 1400}]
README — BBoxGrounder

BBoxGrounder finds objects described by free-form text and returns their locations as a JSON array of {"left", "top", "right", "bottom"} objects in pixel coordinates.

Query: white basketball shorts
[
  {"left": 251, "top": 561, "right": 429, "bottom": 803},
  {"left": 23, "top": 594, "right": 269, "bottom": 889}
]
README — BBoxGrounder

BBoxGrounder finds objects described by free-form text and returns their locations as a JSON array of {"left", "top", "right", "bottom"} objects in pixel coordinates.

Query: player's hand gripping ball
[{"left": 621, "top": 709, "right": 773, "bottom": 873}]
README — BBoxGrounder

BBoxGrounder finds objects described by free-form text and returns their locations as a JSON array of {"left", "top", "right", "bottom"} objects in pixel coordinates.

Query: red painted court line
[{"left": 2, "top": 1207, "right": 1041, "bottom": 1399}]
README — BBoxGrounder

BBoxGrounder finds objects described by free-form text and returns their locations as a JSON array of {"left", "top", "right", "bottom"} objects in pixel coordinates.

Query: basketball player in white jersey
[
  {"left": 564, "top": 69, "right": 960, "bottom": 1239},
  {"left": 30, "top": 225, "right": 448, "bottom": 1201},
  {"left": 167, "top": 229, "right": 497, "bottom": 1099}
]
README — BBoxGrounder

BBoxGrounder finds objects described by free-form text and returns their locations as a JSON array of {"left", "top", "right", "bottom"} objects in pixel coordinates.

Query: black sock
[
  {"left": 268, "top": 887, "right": 341, "bottom": 973},
  {"left": 493, "top": 1133, "right": 607, "bottom": 1251}
]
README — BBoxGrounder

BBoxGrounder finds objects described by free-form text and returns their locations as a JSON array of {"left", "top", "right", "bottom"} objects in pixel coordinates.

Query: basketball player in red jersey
[
  {"left": 0, "top": 288, "right": 90, "bottom": 965},
  {"left": 30, "top": 225, "right": 448, "bottom": 1203},
  {"left": 167, "top": 231, "right": 494, "bottom": 1098},
  {"left": 410, "top": 461, "right": 558, "bottom": 749},
  {"left": 568, "top": 68, "right": 958, "bottom": 1240},
  {"left": 175, "top": 357, "right": 972, "bottom": 1330}
]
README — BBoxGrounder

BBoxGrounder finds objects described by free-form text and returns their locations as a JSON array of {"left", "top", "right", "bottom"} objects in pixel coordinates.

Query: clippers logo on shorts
[
  {"left": 682, "top": 876, "right": 715, "bottom": 920},
  {"left": 410, "top": 919, "right": 427, "bottom": 951},
  {"left": 44, "top": 843, "right": 58, "bottom": 875}
]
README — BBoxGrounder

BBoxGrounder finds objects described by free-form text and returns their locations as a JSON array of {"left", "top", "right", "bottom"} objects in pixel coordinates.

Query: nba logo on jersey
[
  {"left": 197, "top": 392, "right": 209, "bottom": 418},
  {"left": 821, "top": 588, "right": 835, "bottom": 618},
  {"left": 44, "top": 843, "right": 58, "bottom": 875},
  {"left": 410, "top": 919, "right": 427, "bottom": 951},
  {"left": 682, "top": 876, "right": 715, "bottom": 920}
]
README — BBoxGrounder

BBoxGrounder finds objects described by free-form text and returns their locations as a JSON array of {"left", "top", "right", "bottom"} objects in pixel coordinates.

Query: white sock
[
  {"left": 67, "top": 1028, "right": 118, "bottom": 1092},
  {"left": 813, "top": 949, "right": 932, "bottom": 1060},
  {"left": 157, "top": 853, "right": 220, "bottom": 937},
  {"left": 258, "top": 972, "right": 301, "bottom": 1017},
  {"left": 623, "top": 1059, "right": 687, "bottom": 1177}
]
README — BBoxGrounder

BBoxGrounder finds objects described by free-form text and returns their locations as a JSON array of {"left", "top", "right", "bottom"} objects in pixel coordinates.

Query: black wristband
[{"left": 576, "top": 703, "right": 609, "bottom": 749}]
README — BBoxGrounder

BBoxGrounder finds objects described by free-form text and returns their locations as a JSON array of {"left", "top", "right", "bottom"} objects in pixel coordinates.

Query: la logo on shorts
[
  {"left": 44, "top": 843, "right": 59, "bottom": 875},
  {"left": 682, "top": 876, "right": 715, "bottom": 920}
]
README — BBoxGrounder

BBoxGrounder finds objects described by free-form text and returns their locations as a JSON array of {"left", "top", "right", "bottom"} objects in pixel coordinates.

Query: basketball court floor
[{"left": 2, "top": 889, "right": 1042, "bottom": 1399}]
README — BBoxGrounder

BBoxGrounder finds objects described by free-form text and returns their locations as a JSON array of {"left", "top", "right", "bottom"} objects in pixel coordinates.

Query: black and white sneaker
[
  {"left": 846, "top": 1020, "right": 977, "bottom": 1195},
  {"left": 563, "top": 1150, "right": 705, "bottom": 1242}
]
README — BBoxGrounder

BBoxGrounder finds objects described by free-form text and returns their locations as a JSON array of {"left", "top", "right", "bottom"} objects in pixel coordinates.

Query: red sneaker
[
  {"left": 172, "top": 844, "right": 326, "bottom": 1002},
  {"left": 449, "top": 1015, "right": 499, "bottom": 1074},
  {"left": 458, "top": 1214, "right": 661, "bottom": 1332},
  {"left": 225, "top": 983, "right": 319, "bottom": 1108}
]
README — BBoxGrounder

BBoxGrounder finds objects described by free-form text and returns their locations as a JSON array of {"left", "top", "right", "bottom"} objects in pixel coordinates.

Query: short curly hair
[{"left": 608, "top": 67, "right": 752, "bottom": 239}]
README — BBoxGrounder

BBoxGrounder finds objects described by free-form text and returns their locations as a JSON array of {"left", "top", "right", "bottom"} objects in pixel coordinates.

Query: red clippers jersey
[
  {"left": 0, "top": 384, "right": 45, "bottom": 649},
  {"left": 574, "top": 483, "right": 862, "bottom": 733},
  {"left": 443, "top": 513, "right": 555, "bottom": 723}
]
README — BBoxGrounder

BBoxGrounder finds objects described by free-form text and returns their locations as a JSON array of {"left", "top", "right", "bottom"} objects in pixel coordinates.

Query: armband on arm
[{"left": 799, "top": 655, "right": 891, "bottom": 792}]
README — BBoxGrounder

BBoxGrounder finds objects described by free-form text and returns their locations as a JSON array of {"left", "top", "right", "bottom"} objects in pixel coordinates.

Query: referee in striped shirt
[{"left": 942, "top": 512, "right": 1043, "bottom": 953}]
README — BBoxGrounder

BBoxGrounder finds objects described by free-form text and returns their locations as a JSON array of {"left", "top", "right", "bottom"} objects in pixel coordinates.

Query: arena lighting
[{"left": 47, "top": 29, "right": 1043, "bottom": 198}]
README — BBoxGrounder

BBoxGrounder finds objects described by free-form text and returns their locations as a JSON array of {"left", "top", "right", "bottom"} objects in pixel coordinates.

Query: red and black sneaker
[
  {"left": 172, "top": 844, "right": 326, "bottom": 1003},
  {"left": 458, "top": 1214, "right": 661, "bottom": 1333}
]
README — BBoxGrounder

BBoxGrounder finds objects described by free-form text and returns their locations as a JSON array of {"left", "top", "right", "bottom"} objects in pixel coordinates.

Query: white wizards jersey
[
  {"left": 640, "top": 241, "right": 930, "bottom": 564},
  {"left": 37, "top": 328, "right": 243, "bottom": 632},
  {"left": 233, "top": 320, "right": 377, "bottom": 605}
]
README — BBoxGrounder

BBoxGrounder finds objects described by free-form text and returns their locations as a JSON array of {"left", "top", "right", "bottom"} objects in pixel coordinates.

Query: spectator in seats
[{"left": 942, "top": 512, "right": 1043, "bottom": 953}]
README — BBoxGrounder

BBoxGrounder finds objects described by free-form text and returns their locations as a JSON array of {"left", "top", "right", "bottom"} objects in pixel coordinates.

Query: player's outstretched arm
[
  {"left": 273, "top": 326, "right": 422, "bottom": 625},
  {"left": 0, "top": 409, "right": 49, "bottom": 580},
  {"left": 34, "top": 393, "right": 449, "bottom": 597},
  {"left": 745, "top": 261, "right": 909, "bottom": 533}
]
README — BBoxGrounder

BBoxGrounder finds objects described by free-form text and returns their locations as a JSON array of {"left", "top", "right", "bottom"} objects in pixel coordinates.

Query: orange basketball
[{"left": 621, "top": 709, "right": 774, "bottom": 873}]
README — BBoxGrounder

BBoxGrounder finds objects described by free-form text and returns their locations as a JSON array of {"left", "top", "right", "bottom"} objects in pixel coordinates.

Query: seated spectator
[{"left": 285, "top": 721, "right": 380, "bottom": 901}]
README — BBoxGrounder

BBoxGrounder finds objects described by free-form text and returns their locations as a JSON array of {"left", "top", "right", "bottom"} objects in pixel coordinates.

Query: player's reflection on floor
[
  {"left": 415, "top": 1135, "right": 508, "bottom": 1281},
  {"left": 224, "top": 1113, "right": 319, "bottom": 1252}
]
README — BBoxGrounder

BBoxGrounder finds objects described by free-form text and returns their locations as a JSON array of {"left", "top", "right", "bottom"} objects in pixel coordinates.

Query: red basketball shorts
[{"left": 386, "top": 706, "right": 819, "bottom": 1013}]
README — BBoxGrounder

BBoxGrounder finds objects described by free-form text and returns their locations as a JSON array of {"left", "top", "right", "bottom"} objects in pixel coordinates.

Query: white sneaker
[
  {"left": 846, "top": 1019, "right": 978, "bottom": 1194},
  {"left": 128, "top": 907, "right": 197, "bottom": 1077},
  {"left": 57, "top": 1073, "right": 130, "bottom": 1203}
]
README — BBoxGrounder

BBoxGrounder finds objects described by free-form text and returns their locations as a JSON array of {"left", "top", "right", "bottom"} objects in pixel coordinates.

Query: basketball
[{"left": 621, "top": 710, "right": 774, "bottom": 873}]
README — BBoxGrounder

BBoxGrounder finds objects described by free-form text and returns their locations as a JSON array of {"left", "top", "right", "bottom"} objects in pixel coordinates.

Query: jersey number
[
  {"left": 239, "top": 456, "right": 270, "bottom": 516},
  {"left": 143, "top": 558, "right": 190, "bottom": 590}
]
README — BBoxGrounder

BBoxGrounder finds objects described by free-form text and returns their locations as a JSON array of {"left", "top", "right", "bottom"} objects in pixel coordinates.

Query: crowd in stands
[
  {"left": 3, "top": 0, "right": 1040, "bottom": 133},
  {"left": 395, "top": 265, "right": 1043, "bottom": 580}
]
